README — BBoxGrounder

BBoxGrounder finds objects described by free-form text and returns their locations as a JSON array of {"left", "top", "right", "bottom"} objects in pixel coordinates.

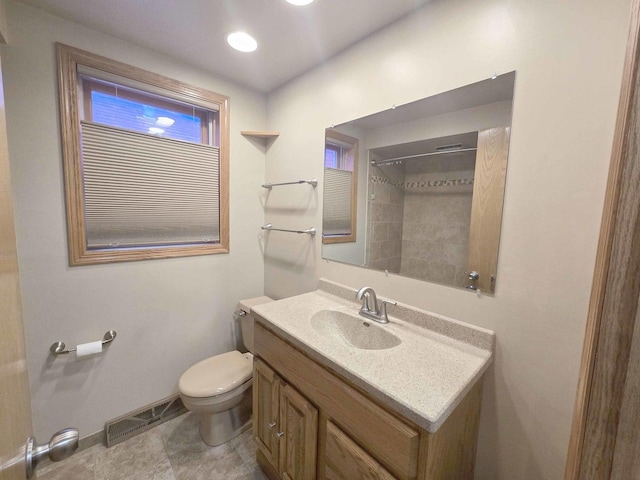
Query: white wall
[
  {"left": 1, "top": 1, "right": 267, "bottom": 439},
  {"left": 265, "top": 0, "right": 631, "bottom": 479},
  {"left": 366, "top": 100, "right": 513, "bottom": 149}
]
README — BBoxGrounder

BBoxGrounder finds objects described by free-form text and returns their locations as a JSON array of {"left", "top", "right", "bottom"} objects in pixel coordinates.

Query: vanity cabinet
[
  {"left": 253, "top": 322, "right": 483, "bottom": 480},
  {"left": 254, "top": 358, "right": 318, "bottom": 480}
]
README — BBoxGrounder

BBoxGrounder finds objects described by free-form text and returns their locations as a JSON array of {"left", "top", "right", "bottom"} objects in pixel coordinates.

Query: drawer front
[
  {"left": 325, "top": 420, "right": 396, "bottom": 480},
  {"left": 255, "top": 323, "right": 419, "bottom": 480}
]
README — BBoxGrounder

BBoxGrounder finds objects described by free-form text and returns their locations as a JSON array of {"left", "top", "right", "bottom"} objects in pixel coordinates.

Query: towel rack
[
  {"left": 262, "top": 178, "right": 318, "bottom": 189},
  {"left": 261, "top": 223, "right": 316, "bottom": 236},
  {"left": 50, "top": 330, "right": 117, "bottom": 355}
]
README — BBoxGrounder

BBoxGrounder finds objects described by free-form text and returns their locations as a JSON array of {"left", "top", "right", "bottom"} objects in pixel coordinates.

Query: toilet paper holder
[{"left": 50, "top": 330, "right": 117, "bottom": 355}]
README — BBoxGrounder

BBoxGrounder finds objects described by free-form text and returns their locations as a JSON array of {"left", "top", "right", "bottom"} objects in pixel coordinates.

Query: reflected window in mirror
[{"left": 323, "top": 130, "right": 358, "bottom": 244}]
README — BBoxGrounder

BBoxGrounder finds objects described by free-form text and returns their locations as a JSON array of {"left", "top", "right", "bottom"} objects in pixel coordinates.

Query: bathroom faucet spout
[{"left": 356, "top": 286, "right": 378, "bottom": 313}]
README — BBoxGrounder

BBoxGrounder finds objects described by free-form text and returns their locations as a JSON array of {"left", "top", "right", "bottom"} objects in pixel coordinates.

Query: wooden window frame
[
  {"left": 56, "top": 43, "right": 230, "bottom": 265},
  {"left": 323, "top": 130, "right": 358, "bottom": 244}
]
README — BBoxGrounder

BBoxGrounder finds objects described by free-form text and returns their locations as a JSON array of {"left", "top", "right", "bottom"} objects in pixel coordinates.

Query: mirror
[{"left": 322, "top": 72, "right": 515, "bottom": 292}]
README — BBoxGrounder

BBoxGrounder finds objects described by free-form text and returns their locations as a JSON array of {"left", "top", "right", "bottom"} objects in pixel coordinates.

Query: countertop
[{"left": 251, "top": 279, "right": 495, "bottom": 433}]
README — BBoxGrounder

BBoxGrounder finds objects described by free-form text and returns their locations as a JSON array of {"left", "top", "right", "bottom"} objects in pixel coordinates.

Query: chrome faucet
[{"left": 355, "top": 286, "right": 396, "bottom": 324}]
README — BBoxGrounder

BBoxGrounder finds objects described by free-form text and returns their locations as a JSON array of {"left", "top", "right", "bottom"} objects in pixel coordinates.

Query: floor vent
[{"left": 104, "top": 394, "right": 187, "bottom": 447}]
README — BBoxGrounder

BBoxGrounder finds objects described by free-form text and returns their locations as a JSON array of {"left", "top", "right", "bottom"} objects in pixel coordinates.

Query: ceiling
[{"left": 14, "top": 0, "right": 431, "bottom": 92}]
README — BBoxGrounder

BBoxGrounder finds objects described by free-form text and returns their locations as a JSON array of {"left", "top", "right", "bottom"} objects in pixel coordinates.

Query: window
[
  {"left": 82, "top": 78, "right": 213, "bottom": 144},
  {"left": 322, "top": 130, "right": 358, "bottom": 243},
  {"left": 57, "top": 43, "right": 229, "bottom": 265}
]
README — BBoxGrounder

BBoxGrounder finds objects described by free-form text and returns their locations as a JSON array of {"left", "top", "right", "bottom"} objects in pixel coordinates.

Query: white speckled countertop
[{"left": 251, "top": 279, "right": 495, "bottom": 433}]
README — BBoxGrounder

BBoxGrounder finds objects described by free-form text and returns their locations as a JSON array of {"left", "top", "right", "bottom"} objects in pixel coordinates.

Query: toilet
[{"left": 178, "top": 296, "right": 273, "bottom": 446}]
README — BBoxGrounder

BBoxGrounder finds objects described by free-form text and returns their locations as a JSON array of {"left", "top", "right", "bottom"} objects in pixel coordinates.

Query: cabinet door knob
[{"left": 268, "top": 421, "right": 276, "bottom": 429}]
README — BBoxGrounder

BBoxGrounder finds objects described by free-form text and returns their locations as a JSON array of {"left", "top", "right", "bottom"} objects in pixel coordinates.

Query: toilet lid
[{"left": 179, "top": 351, "right": 253, "bottom": 398}]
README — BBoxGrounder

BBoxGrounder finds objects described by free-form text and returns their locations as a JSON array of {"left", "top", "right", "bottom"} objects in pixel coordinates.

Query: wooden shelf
[{"left": 241, "top": 130, "right": 280, "bottom": 139}]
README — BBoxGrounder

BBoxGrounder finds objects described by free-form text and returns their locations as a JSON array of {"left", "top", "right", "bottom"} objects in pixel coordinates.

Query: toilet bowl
[{"left": 178, "top": 296, "right": 272, "bottom": 446}]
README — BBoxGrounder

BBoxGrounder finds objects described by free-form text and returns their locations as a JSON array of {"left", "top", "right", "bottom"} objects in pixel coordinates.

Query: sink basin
[{"left": 310, "top": 309, "right": 401, "bottom": 350}]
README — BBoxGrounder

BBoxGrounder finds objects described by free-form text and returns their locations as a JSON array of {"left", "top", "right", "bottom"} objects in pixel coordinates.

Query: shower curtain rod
[{"left": 372, "top": 147, "right": 477, "bottom": 166}]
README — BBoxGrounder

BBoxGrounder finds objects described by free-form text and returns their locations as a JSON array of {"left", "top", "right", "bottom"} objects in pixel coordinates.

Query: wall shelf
[{"left": 241, "top": 130, "right": 280, "bottom": 139}]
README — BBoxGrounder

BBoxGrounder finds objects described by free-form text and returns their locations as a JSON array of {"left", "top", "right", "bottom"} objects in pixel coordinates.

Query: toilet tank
[{"left": 237, "top": 296, "right": 273, "bottom": 352}]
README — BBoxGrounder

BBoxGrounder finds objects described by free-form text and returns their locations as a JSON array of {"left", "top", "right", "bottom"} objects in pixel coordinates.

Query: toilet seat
[
  {"left": 179, "top": 350, "right": 253, "bottom": 398},
  {"left": 180, "top": 376, "right": 253, "bottom": 410}
]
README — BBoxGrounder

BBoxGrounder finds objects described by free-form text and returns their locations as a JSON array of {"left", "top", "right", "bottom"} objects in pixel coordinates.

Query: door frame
[
  {"left": 0, "top": 33, "right": 35, "bottom": 480},
  {"left": 565, "top": 0, "right": 640, "bottom": 477}
]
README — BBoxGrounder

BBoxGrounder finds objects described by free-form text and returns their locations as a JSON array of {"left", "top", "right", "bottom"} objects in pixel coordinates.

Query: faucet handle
[{"left": 379, "top": 300, "right": 397, "bottom": 321}]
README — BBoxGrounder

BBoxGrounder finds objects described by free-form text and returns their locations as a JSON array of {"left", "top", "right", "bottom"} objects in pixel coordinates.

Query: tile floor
[{"left": 38, "top": 413, "right": 268, "bottom": 480}]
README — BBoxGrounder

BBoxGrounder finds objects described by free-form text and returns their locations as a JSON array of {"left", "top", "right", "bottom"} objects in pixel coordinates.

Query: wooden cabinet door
[
  {"left": 324, "top": 421, "right": 396, "bottom": 480},
  {"left": 254, "top": 358, "right": 281, "bottom": 471},
  {"left": 279, "top": 383, "right": 318, "bottom": 480},
  {"left": 467, "top": 126, "right": 510, "bottom": 293}
]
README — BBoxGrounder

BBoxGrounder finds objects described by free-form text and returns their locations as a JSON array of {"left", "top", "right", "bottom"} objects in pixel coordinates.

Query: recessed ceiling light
[
  {"left": 286, "top": 0, "right": 315, "bottom": 5},
  {"left": 226, "top": 31, "right": 258, "bottom": 53}
]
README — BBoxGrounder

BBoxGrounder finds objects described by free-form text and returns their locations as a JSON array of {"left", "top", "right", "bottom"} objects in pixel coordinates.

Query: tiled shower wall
[
  {"left": 366, "top": 164, "right": 405, "bottom": 272},
  {"left": 400, "top": 154, "right": 475, "bottom": 286},
  {"left": 367, "top": 154, "right": 475, "bottom": 286}
]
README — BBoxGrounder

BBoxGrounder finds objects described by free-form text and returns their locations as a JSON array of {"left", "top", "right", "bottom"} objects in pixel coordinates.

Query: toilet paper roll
[{"left": 76, "top": 341, "right": 102, "bottom": 358}]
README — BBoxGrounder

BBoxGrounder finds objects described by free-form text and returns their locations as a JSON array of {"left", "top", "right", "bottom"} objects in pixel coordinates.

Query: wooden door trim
[
  {"left": 466, "top": 126, "right": 510, "bottom": 292},
  {"left": 0, "top": 50, "right": 35, "bottom": 479},
  {"left": 565, "top": 0, "right": 640, "bottom": 477}
]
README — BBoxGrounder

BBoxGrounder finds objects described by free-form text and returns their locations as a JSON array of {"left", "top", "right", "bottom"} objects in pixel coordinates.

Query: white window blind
[
  {"left": 322, "top": 168, "right": 352, "bottom": 236},
  {"left": 81, "top": 121, "right": 220, "bottom": 248}
]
